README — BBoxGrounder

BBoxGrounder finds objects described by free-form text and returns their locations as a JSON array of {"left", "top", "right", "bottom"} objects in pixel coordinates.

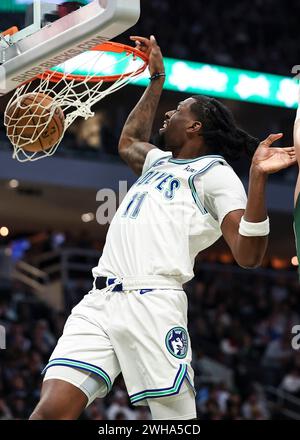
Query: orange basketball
[{"left": 5, "top": 92, "right": 65, "bottom": 152}]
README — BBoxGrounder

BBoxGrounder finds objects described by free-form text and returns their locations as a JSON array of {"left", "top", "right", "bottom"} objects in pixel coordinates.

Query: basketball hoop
[{"left": 4, "top": 42, "right": 149, "bottom": 162}]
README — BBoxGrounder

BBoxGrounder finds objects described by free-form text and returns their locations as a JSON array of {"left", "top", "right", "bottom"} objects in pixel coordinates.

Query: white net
[{"left": 4, "top": 47, "right": 147, "bottom": 162}]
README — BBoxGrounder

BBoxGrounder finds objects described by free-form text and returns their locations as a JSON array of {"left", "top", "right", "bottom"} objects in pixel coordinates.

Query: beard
[{"left": 153, "top": 131, "right": 166, "bottom": 150}]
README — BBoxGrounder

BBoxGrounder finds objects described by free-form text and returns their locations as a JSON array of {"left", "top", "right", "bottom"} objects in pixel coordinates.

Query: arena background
[{"left": 0, "top": 0, "right": 300, "bottom": 420}]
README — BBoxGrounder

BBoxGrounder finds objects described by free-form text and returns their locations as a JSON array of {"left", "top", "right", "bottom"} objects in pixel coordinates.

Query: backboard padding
[{"left": 0, "top": 0, "right": 140, "bottom": 95}]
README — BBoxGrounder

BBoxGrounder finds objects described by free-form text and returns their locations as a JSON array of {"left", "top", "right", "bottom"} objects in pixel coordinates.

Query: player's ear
[{"left": 186, "top": 121, "right": 202, "bottom": 135}]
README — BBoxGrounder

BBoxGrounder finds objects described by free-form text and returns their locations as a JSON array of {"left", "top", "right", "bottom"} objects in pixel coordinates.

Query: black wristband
[{"left": 149, "top": 72, "right": 166, "bottom": 81}]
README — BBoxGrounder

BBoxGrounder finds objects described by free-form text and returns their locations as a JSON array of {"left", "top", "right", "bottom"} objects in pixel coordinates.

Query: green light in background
[
  {"left": 132, "top": 58, "right": 299, "bottom": 109},
  {"left": 51, "top": 52, "right": 299, "bottom": 109}
]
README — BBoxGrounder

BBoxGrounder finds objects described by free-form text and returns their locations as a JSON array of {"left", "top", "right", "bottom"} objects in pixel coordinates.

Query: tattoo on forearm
[{"left": 121, "top": 81, "right": 163, "bottom": 143}]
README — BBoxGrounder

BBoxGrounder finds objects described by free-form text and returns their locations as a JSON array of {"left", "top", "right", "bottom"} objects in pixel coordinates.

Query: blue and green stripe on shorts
[
  {"left": 42, "top": 358, "right": 112, "bottom": 392},
  {"left": 129, "top": 363, "right": 189, "bottom": 405}
]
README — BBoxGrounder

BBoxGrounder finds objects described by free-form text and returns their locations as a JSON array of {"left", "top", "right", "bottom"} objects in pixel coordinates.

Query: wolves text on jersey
[{"left": 135, "top": 170, "right": 180, "bottom": 200}]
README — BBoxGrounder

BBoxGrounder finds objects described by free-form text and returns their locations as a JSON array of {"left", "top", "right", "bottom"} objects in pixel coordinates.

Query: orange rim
[
  {"left": 37, "top": 41, "right": 149, "bottom": 83},
  {"left": 1, "top": 26, "right": 19, "bottom": 37}
]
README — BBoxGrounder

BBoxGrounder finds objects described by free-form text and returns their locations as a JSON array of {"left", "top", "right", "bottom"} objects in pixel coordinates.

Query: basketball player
[{"left": 30, "top": 36, "right": 296, "bottom": 420}]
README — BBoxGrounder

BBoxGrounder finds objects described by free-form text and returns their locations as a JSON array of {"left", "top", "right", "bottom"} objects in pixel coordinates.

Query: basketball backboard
[
  {"left": 0, "top": 0, "right": 140, "bottom": 95},
  {"left": 0, "top": 1, "right": 96, "bottom": 44}
]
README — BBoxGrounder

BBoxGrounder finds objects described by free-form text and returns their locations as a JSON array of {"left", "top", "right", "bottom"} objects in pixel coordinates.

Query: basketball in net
[
  {"left": 5, "top": 92, "right": 65, "bottom": 152},
  {"left": 4, "top": 42, "right": 148, "bottom": 162}
]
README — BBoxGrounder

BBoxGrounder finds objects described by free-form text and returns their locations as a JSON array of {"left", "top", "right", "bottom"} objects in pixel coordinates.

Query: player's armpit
[
  {"left": 118, "top": 140, "right": 156, "bottom": 175},
  {"left": 221, "top": 209, "right": 268, "bottom": 269}
]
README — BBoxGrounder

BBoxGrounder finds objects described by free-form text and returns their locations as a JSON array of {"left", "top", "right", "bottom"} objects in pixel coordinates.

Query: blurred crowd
[
  {"left": 122, "top": 0, "right": 298, "bottom": 76},
  {"left": 1, "top": 254, "right": 300, "bottom": 419}
]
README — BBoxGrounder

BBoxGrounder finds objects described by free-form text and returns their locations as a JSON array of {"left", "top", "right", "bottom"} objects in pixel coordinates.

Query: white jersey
[{"left": 93, "top": 149, "right": 247, "bottom": 285}]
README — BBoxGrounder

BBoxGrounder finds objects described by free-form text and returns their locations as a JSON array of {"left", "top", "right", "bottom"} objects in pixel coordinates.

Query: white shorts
[{"left": 43, "top": 283, "right": 195, "bottom": 409}]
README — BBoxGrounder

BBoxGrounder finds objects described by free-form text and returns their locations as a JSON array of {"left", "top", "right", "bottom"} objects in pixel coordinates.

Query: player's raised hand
[
  {"left": 251, "top": 133, "right": 296, "bottom": 174},
  {"left": 130, "top": 35, "right": 165, "bottom": 77}
]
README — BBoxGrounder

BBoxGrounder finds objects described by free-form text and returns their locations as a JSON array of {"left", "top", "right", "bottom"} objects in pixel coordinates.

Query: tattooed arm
[{"left": 118, "top": 36, "right": 165, "bottom": 175}]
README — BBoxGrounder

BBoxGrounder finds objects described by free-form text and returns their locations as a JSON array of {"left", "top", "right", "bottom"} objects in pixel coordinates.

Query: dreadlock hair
[{"left": 190, "top": 95, "right": 260, "bottom": 161}]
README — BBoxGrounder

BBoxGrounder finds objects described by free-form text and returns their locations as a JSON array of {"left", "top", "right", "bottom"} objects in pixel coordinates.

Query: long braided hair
[{"left": 190, "top": 95, "right": 260, "bottom": 161}]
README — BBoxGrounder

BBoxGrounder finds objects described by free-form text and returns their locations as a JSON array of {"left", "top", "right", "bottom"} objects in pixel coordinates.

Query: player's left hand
[
  {"left": 251, "top": 133, "right": 297, "bottom": 174},
  {"left": 129, "top": 35, "right": 165, "bottom": 77}
]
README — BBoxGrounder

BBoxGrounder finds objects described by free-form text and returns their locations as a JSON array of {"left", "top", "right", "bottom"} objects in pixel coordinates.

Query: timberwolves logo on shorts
[{"left": 165, "top": 327, "right": 188, "bottom": 359}]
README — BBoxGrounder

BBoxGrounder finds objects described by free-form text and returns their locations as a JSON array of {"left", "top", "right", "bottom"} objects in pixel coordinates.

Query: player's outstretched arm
[
  {"left": 221, "top": 134, "right": 296, "bottom": 268},
  {"left": 118, "top": 35, "right": 165, "bottom": 175}
]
